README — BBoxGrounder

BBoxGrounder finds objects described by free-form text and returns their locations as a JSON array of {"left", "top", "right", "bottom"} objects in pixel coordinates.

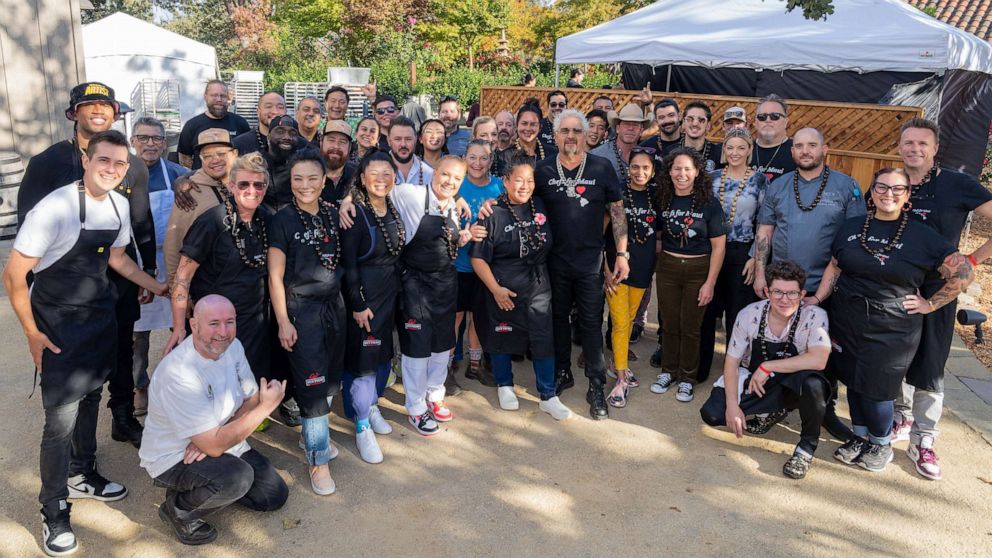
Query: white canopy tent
[
  {"left": 555, "top": 0, "right": 992, "bottom": 76},
  {"left": 82, "top": 12, "right": 218, "bottom": 124}
]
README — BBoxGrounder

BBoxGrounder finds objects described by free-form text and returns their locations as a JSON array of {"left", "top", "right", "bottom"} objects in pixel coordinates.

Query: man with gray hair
[
  {"left": 752, "top": 93, "right": 795, "bottom": 181},
  {"left": 295, "top": 95, "right": 322, "bottom": 147}
]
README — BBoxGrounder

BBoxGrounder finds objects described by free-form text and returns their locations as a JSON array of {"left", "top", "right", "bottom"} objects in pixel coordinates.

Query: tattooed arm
[
  {"left": 905, "top": 252, "right": 974, "bottom": 315},
  {"left": 812, "top": 257, "right": 841, "bottom": 304},
  {"left": 163, "top": 255, "right": 201, "bottom": 355},
  {"left": 609, "top": 200, "right": 630, "bottom": 282},
  {"left": 752, "top": 224, "right": 774, "bottom": 298}
]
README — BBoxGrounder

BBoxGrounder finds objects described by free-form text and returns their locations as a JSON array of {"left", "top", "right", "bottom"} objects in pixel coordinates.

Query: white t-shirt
[
  {"left": 395, "top": 156, "right": 433, "bottom": 186},
  {"left": 391, "top": 181, "right": 458, "bottom": 245},
  {"left": 139, "top": 337, "right": 258, "bottom": 478},
  {"left": 14, "top": 182, "right": 132, "bottom": 273},
  {"left": 714, "top": 301, "right": 831, "bottom": 397}
]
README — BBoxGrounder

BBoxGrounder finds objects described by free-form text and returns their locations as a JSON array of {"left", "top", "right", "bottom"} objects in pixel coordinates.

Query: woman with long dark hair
[
  {"left": 418, "top": 118, "right": 447, "bottom": 169},
  {"left": 497, "top": 105, "right": 556, "bottom": 170},
  {"left": 352, "top": 117, "right": 380, "bottom": 163},
  {"left": 649, "top": 148, "right": 727, "bottom": 403}
]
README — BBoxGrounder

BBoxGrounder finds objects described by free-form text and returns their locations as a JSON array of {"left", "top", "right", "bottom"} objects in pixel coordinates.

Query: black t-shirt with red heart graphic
[
  {"left": 658, "top": 193, "right": 728, "bottom": 255},
  {"left": 605, "top": 187, "right": 658, "bottom": 288}
]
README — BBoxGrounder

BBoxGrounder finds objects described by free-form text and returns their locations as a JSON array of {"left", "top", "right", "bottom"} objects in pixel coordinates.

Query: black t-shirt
[
  {"left": 232, "top": 128, "right": 266, "bottom": 156},
  {"left": 322, "top": 162, "right": 357, "bottom": 205},
  {"left": 178, "top": 112, "right": 251, "bottom": 169},
  {"left": 181, "top": 204, "right": 267, "bottom": 319},
  {"left": 662, "top": 139, "right": 723, "bottom": 173},
  {"left": 832, "top": 216, "right": 955, "bottom": 299},
  {"left": 534, "top": 154, "right": 622, "bottom": 274},
  {"left": 471, "top": 197, "right": 553, "bottom": 293},
  {"left": 539, "top": 118, "right": 555, "bottom": 147},
  {"left": 658, "top": 194, "right": 728, "bottom": 255},
  {"left": 752, "top": 138, "right": 795, "bottom": 183},
  {"left": 909, "top": 168, "right": 992, "bottom": 248},
  {"left": 268, "top": 203, "right": 343, "bottom": 299},
  {"left": 605, "top": 187, "right": 658, "bottom": 288},
  {"left": 262, "top": 153, "right": 293, "bottom": 212}
]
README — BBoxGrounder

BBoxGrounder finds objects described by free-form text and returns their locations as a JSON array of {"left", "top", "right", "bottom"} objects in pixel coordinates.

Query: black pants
[
  {"left": 819, "top": 296, "right": 854, "bottom": 440},
  {"left": 700, "top": 372, "right": 829, "bottom": 456},
  {"left": 699, "top": 242, "right": 755, "bottom": 383},
  {"left": 550, "top": 266, "right": 606, "bottom": 383},
  {"left": 107, "top": 317, "right": 136, "bottom": 411},
  {"left": 39, "top": 387, "right": 102, "bottom": 507},
  {"left": 154, "top": 449, "right": 288, "bottom": 521}
]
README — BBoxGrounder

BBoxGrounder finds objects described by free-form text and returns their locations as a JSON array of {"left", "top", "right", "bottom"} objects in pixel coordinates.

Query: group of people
[{"left": 4, "top": 77, "right": 990, "bottom": 556}]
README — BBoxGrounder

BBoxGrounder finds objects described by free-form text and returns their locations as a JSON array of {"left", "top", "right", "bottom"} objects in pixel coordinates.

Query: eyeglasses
[
  {"left": 871, "top": 182, "right": 909, "bottom": 195},
  {"left": 756, "top": 112, "right": 785, "bottom": 122},
  {"left": 631, "top": 146, "right": 657, "bottom": 155},
  {"left": 200, "top": 149, "right": 235, "bottom": 161},
  {"left": 375, "top": 107, "right": 398, "bottom": 115},
  {"left": 134, "top": 135, "right": 165, "bottom": 145},
  {"left": 769, "top": 288, "right": 802, "bottom": 300},
  {"left": 234, "top": 181, "right": 267, "bottom": 191},
  {"left": 549, "top": 102, "right": 567, "bottom": 108},
  {"left": 558, "top": 127, "right": 584, "bottom": 135}
]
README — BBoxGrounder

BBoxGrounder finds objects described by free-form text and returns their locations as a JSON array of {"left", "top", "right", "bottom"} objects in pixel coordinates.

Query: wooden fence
[{"left": 480, "top": 86, "right": 923, "bottom": 188}]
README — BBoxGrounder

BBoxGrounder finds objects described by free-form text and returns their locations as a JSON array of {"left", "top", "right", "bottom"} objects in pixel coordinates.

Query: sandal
[
  {"left": 783, "top": 452, "right": 812, "bottom": 480},
  {"left": 607, "top": 377, "right": 629, "bottom": 408},
  {"left": 746, "top": 409, "right": 789, "bottom": 435}
]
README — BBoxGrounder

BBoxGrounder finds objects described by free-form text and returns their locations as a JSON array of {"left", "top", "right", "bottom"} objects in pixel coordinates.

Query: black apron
[
  {"left": 736, "top": 303, "right": 827, "bottom": 414},
  {"left": 280, "top": 207, "right": 347, "bottom": 418},
  {"left": 32, "top": 184, "right": 121, "bottom": 408},
  {"left": 397, "top": 192, "right": 458, "bottom": 358},
  {"left": 475, "top": 204, "right": 555, "bottom": 358},
  {"left": 345, "top": 207, "right": 402, "bottom": 374},
  {"left": 830, "top": 290, "right": 922, "bottom": 401},
  {"left": 905, "top": 280, "right": 955, "bottom": 391}
]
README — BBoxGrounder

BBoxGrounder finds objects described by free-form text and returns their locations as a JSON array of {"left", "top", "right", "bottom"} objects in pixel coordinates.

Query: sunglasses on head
[
  {"left": 440, "top": 95, "right": 458, "bottom": 104},
  {"left": 375, "top": 106, "right": 398, "bottom": 115},
  {"left": 630, "top": 146, "right": 657, "bottom": 156},
  {"left": 234, "top": 181, "right": 267, "bottom": 191},
  {"left": 756, "top": 112, "right": 785, "bottom": 122}
]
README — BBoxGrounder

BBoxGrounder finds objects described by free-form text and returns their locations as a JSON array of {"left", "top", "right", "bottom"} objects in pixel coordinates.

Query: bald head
[
  {"left": 791, "top": 128, "right": 828, "bottom": 173},
  {"left": 194, "top": 294, "right": 236, "bottom": 318},
  {"left": 793, "top": 127, "right": 825, "bottom": 145},
  {"left": 190, "top": 295, "right": 237, "bottom": 359}
]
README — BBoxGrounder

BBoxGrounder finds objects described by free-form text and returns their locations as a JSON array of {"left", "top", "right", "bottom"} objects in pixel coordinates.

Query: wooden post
[{"left": 410, "top": 61, "right": 417, "bottom": 90}]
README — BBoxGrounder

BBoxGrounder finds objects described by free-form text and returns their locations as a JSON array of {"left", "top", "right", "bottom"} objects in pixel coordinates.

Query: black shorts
[{"left": 457, "top": 272, "right": 481, "bottom": 312}]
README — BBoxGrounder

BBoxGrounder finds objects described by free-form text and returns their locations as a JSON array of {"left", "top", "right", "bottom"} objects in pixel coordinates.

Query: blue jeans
[
  {"left": 491, "top": 353, "right": 556, "bottom": 400},
  {"left": 847, "top": 390, "right": 894, "bottom": 445},
  {"left": 301, "top": 415, "right": 333, "bottom": 466},
  {"left": 341, "top": 362, "right": 390, "bottom": 421}
]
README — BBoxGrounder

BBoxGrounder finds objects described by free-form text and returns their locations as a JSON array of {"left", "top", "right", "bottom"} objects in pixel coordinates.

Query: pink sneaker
[
  {"left": 428, "top": 400, "right": 453, "bottom": 422},
  {"left": 892, "top": 415, "right": 913, "bottom": 442},
  {"left": 907, "top": 435, "right": 941, "bottom": 481}
]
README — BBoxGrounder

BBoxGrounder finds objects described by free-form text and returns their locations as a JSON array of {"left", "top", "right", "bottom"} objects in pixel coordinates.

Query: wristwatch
[{"left": 616, "top": 251, "right": 631, "bottom": 260}]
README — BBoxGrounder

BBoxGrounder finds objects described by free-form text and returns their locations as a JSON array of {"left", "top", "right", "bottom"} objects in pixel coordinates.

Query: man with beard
[
  {"left": 539, "top": 90, "right": 568, "bottom": 147},
  {"left": 17, "top": 82, "right": 154, "bottom": 449},
  {"left": 590, "top": 104, "right": 649, "bottom": 184},
  {"left": 388, "top": 116, "right": 433, "bottom": 187},
  {"left": 667, "top": 101, "right": 723, "bottom": 172},
  {"left": 639, "top": 98, "right": 682, "bottom": 166},
  {"left": 260, "top": 115, "right": 306, "bottom": 212},
  {"left": 752, "top": 94, "right": 795, "bottom": 182},
  {"left": 232, "top": 92, "right": 287, "bottom": 157},
  {"left": 373, "top": 95, "right": 400, "bottom": 151},
  {"left": 438, "top": 96, "right": 471, "bottom": 157},
  {"left": 295, "top": 96, "right": 322, "bottom": 148},
  {"left": 754, "top": 127, "right": 864, "bottom": 440},
  {"left": 320, "top": 120, "right": 357, "bottom": 204},
  {"left": 178, "top": 80, "right": 250, "bottom": 170},
  {"left": 494, "top": 110, "right": 516, "bottom": 151},
  {"left": 592, "top": 95, "right": 614, "bottom": 113}
]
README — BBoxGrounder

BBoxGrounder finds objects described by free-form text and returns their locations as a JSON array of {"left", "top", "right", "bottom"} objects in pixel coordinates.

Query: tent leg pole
[
  {"left": 666, "top": 65, "right": 672, "bottom": 92},
  {"left": 555, "top": 64, "right": 560, "bottom": 88}
]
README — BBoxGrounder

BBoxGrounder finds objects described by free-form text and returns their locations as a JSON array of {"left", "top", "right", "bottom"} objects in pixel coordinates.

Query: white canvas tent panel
[
  {"left": 82, "top": 12, "right": 218, "bottom": 122},
  {"left": 555, "top": 0, "right": 992, "bottom": 75}
]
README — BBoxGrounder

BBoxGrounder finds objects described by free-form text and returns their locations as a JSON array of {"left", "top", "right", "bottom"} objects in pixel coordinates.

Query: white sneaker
[
  {"left": 539, "top": 397, "right": 572, "bottom": 421},
  {"left": 369, "top": 405, "right": 393, "bottom": 435},
  {"left": 650, "top": 372, "right": 673, "bottom": 394},
  {"left": 498, "top": 386, "right": 519, "bottom": 410},
  {"left": 356, "top": 427, "right": 383, "bottom": 464},
  {"left": 675, "top": 382, "right": 694, "bottom": 402},
  {"left": 299, "top": 437, "right": 339, "bottom": 460}
]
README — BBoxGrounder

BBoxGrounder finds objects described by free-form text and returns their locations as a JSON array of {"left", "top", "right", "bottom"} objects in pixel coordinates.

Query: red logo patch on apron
[
  {"left": 495, "top": 322, "right": 513, "bottom": 333},
  {"left": 363, "top": 336, "right": 382, "bottom": 347},
  {"left": 404, "top": 319, "right": 422, "bottom": 331},
  {"left": 305, "top": 372, "right": 325, "bottom": 387}
]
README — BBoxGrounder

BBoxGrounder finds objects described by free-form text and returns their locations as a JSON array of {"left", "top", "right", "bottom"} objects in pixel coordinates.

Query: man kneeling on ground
[
  {"left": 699, "top": 260, "right": 831, "bottom": 479},
  {"left": 139, "top": 294, "right": 289, "bottom": 545}
]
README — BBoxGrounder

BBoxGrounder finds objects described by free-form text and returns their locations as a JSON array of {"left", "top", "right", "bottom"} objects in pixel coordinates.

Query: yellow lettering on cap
[
  {"left": 84, "top": 84, "right": 109, "bottom": 97},
  {"left": 97, "top": 247, "right": 105, "bottom": 253}
]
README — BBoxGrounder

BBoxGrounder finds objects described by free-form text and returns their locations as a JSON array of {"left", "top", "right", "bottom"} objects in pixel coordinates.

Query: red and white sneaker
[
  {"left": 428, "top": 400, "right": 453, "bottom": 422},
  {"left": 892, "top": 415, "right": 914, "bottom": 442},
  {"left": 907, "top": 435, "right": 942, "bottom": 480}
]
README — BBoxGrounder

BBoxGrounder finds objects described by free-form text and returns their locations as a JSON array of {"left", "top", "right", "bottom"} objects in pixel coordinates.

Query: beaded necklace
[
  {"left": 515, "top": 138, "right": 545, "bottom": 161},
  {"left": 498, "top": 193, "right": 547, "bottom": 255},
  {"left": 910, "top": 164, "right": 938, "bottom": 196},
  {"left": 859, "top": 210, "right": 909, "bottom": 265},
  {"left": 610, "top": 140, "right": 630, "bottom": 187},
  {"left": 223, "top": 193, "right": 268, "bottom": 269},
  {"left": 437, "top": 199, "right": 458, "bottom": 260},
  {"left": 623, "top": 179, "right": 656, "bottom": 245},
  {"left": 757, "top": 300, "right": 802, "bottom": 363},
  {"left": 662, "top": 192, "right": 696, "bottom": 248},
  {"left": 362, "top": 190, "right": 405, "bottom": 257},
  {"left": 255, "top": 128, "right": 267, "bottom": 154},
  {"left": 718, "top": 167, "right": 752, "bottom": 225},
  {"left": 792, "top": 166, "right": 831, "bottom": 212},
  {"left": 292, "top": 197, "right": 341, "bottom": 271},
  {"left": 681, "top": 136, "right": 711, "bottom": 163}
]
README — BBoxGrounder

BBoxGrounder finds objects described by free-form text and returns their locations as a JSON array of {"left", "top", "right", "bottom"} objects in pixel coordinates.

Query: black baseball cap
[
  {"left": 67, "top": 82, "right": 119, "bottom": 116},
  {"left": 268, "top": 115, "right": 299, "bottom": 132}
]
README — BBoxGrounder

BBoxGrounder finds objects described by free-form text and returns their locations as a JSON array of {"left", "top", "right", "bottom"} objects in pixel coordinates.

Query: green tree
[
  {"left": 81, "top": 0, "right": 153, "bottom": 23},
  {"left": 431, "top": 0, "right": 510, "bottom": 69}
]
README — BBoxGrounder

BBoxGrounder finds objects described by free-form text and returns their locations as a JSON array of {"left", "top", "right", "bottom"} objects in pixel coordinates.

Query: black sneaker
[
  {"left": 858, "top": 442, "right": 894, "bottom": 472},
  {"left": 444, "top": 365, "right": 463, "bottom": 396},
  {"left": 555, "top": 368, "right": 575, "bottom": 396},
  {"left": 278, "top": 398, "right": 302, "bottom": 427},
  {"left": 783, "top": 452, "right": 812, "bottom": 480},
  {"left": 586, "top": 384, "right": 609, "bottom": 420},
  {"left": 465, "top": 360, "right": 497, "bottom": 387},
  {"left": 41, "top": 500, "right": 76, "bottom": 556},
  {"left": 158, "top": 500, "right": 218, "bottom": 545},
  {"left": 833, "top": 437, "right": 868, "bottom": 465},
  {"left": 629, "top": 324, "right": 643, "bottom": 344},
  {"left": 110, "top": 406, "right": 143, "bottom": 448},
  {"left": 746, "top": 409, "right": 790, "bottom": 435},
  {"left": 67, "top": 471, "right": 127, "bottom": 502},
  {"left": 650, "top": 346, "right": 663, "bottom": 369}
]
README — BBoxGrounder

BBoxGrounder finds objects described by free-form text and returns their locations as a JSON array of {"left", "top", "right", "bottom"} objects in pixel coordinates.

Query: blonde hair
[
  {"left": 471, "top": 116, "right": 496, "bottom": 139},
  {"left": 228, "top": 152, "right": 270, "bottom": 185},
  {"left": 720, "top": 128, "right": 754, "bottom": 165}
]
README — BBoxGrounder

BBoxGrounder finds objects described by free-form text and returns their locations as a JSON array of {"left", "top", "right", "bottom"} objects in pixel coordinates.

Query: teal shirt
[{"left": 455, "top": 176, "right": 504, "bottom": 272}]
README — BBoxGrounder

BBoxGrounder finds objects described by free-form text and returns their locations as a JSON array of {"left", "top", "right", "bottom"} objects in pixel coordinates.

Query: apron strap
[
  {"left": 159, "top": 158, "right": 173, "bottom": 191},
  {"left": 77, "top": 182, "right": 86, "bottom": 228}
]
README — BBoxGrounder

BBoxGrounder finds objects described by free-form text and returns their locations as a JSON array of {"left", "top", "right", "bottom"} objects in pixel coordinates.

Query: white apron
[{"left": 134, "top": 159, "right": 176, "bottom": 332}]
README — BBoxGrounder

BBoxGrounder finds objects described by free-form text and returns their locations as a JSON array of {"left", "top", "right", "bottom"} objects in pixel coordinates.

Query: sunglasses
[
  {"left": 375, "top": 107, "right": 398, "bottom": 115},
  {"left": 234, "top": 181, "right": 267, "bottom": 191},
  {"left": 631, "top": 146, "right": 657, "bottom": 155},
  {"left": 756, "top": 112, "right": 785, "bottom": 122},
  {"left": 440, "top": 95, "right": 459, "bottom": 103},
  {"left": 549, "top": 102, "right": 567, "bottom": 108}
]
